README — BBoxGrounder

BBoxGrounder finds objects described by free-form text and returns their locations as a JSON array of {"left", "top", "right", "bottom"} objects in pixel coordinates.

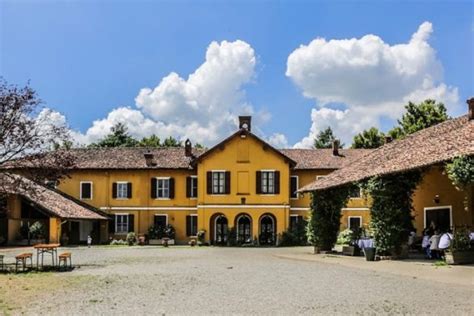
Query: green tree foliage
[
  {"left": 361, "top": 171, "right": 422, "bottom": 255},
  {"left": 307, "top": 185, "right": 353, "bottom": 251},
  {"left": 279, "top": 218, "right": 308, "bottom": 246},
  {"left": 351, "top": 127, "right": 386, "bottom": 149},
  {"left": 388, "top": 99, "right": 449, "bottom": 138},
  {"left": 137, "top": 135, "right": 161, "bottom": 147},
  {"left": 313, "top": 127, "right": 343, "bottom": 149},
  {"left": 445, "top": 155, "right": 474, "bottom": 190},
  {"left": 89, "top": 123, "right": 138, "bottom": 148},
  {"left": 162, "top": 136, "right": 182, "bottom": 147}
]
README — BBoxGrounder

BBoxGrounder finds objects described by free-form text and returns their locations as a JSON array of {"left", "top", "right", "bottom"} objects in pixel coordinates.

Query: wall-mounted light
[{"left": 433, "top": 194, "right": 440, "bottom": 204}]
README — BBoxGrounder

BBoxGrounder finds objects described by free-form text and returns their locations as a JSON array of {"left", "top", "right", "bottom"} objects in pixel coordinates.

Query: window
[
  {"left": 348, "top": 216, "right": 362, "bottom": 230},
  {"left": 316, "top": 176, "right": 326, "bottom": 180},
  {"left": 186, "top": 215, "right": 198, "bottom": 236},
  {"left": 349, "top": 186, "right": 362, "bottom": 198},
  {"left": 157, "top": 178, "right": 170, "bottom": 198},
  {"left": 290, "top": 215, "right": 303, "bottom": 231},
  {"left": 212, "top": 172, "right": 225, "bottom": 194},
  {"left": 187, "top": 176, "right": 198, "bottom": 198},
  {"left": 115, "top": 214, "right": 129, "bottom": 234},
  {"left": 261, "top": 171, "right": 275, "bottom": 194},
  {"left": 117, "top": 182, "right": 128, "bottom": 199},
  {"left": 154, "top": 215, "right": 168, "bottom": 228},
  {"left": 290, "top": 176, "right": 299, "bottom": 199},
  {"left": 80, "top": 182, "right": 92, "bottom": 200},
  {"left": 45, "top": 180, "right": 58, "bottom": 189}
]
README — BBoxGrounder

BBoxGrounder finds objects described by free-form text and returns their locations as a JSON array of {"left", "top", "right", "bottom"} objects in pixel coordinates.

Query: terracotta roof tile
[
  {"left": 300, "top": 115, "right": 474, "bottom": 192},
  {"left": 281, "top": 149, "right": 373, "bottom": 170}
]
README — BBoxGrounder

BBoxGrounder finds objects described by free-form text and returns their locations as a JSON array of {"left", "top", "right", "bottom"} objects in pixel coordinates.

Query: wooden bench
[
  {"left": 15, "top": 253, "right": 33, "bottom": 272},
  {"left": 58, "top": 252, "right": 72, "bottom": 270}
]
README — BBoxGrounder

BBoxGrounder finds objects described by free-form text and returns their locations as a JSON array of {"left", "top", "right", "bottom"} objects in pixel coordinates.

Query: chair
[
  {"left": 15, "top": 253, "right": 33, "bottom": 272},
  {"left": 58, "top": 252, "right": 72, "bottom": 270}
]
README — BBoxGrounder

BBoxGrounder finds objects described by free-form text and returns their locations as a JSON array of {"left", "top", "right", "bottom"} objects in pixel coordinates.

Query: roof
[
  {"left": 195, "top": 129, "right": 298, "bottom": 167},
  {"left": 281, "top": 149, "right": 373, "bottom": 170},
  {"left": 1, "top": 173, "right": 107, "bottom": 220},
  {"left": 32, "top": 147, "right": 204, "bottom": 170},
  {"left": 300, "top": 115, "right": 474, "bottom": 192}
]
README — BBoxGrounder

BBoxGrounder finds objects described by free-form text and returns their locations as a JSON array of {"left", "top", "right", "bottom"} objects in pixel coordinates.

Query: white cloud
[
  {"left": 267, "top": 133, "right": 289, "bottom": 148},
  {"left": 73, "top": 40, "right": 259, "bottom": 146},
  {"left": 287, "top": 22, "right": 460, "bottom": 147}
]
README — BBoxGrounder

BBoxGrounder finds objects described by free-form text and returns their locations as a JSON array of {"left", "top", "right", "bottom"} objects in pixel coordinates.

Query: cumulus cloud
[
  {"left": 267, "top": 133, "right": 289, "bottom": 148},
  {"left": 288, "top": 22, "right": 459, "bottom": 147},
  {"left": 73, "top": 40, "right": 259, "bottom": 146}
]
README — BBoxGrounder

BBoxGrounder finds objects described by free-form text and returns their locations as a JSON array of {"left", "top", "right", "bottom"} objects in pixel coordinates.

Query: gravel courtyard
[{"left": 1, "top": 246, "right": 473, "bottom": 315}]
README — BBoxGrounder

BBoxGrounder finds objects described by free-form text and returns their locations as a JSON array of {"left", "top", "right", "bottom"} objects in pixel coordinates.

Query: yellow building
[{"left": 52, "top": 116, "right": 371, "bottom": 245}]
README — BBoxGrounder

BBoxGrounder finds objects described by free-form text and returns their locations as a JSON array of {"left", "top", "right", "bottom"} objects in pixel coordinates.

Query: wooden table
[{"left": 33, "top": 243, "right": 60, "bottom": 269}]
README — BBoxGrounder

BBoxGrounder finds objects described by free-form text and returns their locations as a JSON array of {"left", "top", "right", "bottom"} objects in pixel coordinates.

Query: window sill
[{"left": 155, "top": 198, "right": 171, "bottom": 200}]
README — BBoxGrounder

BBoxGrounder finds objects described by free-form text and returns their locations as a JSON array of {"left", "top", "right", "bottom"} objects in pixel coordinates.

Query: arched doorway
[
  {"left": 235, "top": 214, "right": 252, "bottom": 244},
  {"left": 259, "top": 214, "right": 276, "bottom": 245},
  {"left": 212, "top": 214, "right": 228, "bottom": 245}
]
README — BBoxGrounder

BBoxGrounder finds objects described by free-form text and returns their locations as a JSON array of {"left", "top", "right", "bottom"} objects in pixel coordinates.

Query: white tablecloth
[{"left": 357, "top": 239, "right": 374, "bottom": 249}]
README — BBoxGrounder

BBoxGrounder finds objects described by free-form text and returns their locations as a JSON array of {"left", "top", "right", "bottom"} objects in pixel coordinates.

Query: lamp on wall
[{"left": 433, "top": 194, "right": 440, "bottom": 204}]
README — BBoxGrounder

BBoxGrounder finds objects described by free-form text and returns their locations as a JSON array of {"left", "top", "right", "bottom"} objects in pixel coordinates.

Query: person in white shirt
[
  {"left": 421, "top": 229, "right": 431, "bottom": 259},
  {"left": 429, "top": 230, "right": 441, "bottom": 259},
  {"left": 438, "top": 230, "right": 453, "bottom": 250}
]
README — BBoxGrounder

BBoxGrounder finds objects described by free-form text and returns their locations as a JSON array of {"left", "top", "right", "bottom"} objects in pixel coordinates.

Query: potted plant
[
  {"left": 126, "top": 232, "right": 136, "bottom": 246},
  {"left": 197, "top": 230, "right": 206, "bottom": 246},
  {"left": 445, "top": 227, "right": 474, "bottom": 265},
  {"left": 340, "top": 228, "right": 361, "bottom": 256}
]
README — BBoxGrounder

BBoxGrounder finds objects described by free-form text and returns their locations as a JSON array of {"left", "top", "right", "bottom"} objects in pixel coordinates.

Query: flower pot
[
  {"left": 445, "top": 250, "right": 474, "bottom": 265},
  {"left": 364, "top": 247, "right": 376, "bottom": 261},
  {"left": 342, "top": 245, "right": 360, "bottom": 256}
]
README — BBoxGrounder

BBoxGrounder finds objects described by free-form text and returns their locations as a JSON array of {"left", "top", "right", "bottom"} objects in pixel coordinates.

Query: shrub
[
  {"left": 110, "top": 239, "right": 127, "bottom": 246},
  {"left": 126, "top": 232, "right": 136, "bottom": 246},
  {"left": 227, "top": 227, "right": 237, "bottom": 246},
  {"left": 148, "top": 224, "right": 176, "bottom": 239},
  {"left": 450, "top": 227, "right": 471, "bottom": 252},
  {"left": 336, "top": 229, "right": 353, "bottom": 245},
  {"left": 279, "top": 219, "right": 308, "bottom": 246},
  {"left": 29, "top": 221, "right": 46, "bottom": 239},
  {"left": 197, "top": 230, "right": 206, "bottom": 244}
]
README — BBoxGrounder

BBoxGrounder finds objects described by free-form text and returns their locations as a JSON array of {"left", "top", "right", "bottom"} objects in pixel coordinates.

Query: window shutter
[
  {"left": 186, "top": 215, "right": 191, "bottom": 236},
  {"left": 109, "top": 215, "right": 116, "bottom": 234},
  {"left": 224, "top": 171, "right": 231, "bottom": 194},
  {"left": 112, "top": 183, "right": 117, "bottom": 199},
  {"left": 127, "top": 183, "right": 132, "bottom": 199},
  {"left": 151, "top": 178, "right": 157, "bottom": 199},
  {"left": 290, "top": 177, "right": 297, "bottom": 198},
  {"left": 256, "top": 171, "right": 262, "bottom": 194},
  {"left": 186, "top": 177, "right": 191, "bottom": 198},
  {"left": 206, "top": 171, "right": 212, "bottom": 194},
  {"left": 193, "top": 178, "right": 198, "bottom": 198},
  {"left": 128, "top": 214, "right": 134, "bottom": 233},
  {"left": 169, "top": 178, "right": 175, "bottom": 199},
  {"left": 274, "top": 171, "right": 280, "bottom": 194}
]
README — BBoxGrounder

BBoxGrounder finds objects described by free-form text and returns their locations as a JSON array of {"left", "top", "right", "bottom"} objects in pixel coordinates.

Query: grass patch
[{"left": 432, "top": 260, "right": 449, "bottom": 268}]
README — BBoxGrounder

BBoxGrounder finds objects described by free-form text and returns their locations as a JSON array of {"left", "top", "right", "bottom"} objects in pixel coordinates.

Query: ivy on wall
[
  {"left": 360, "top": 170, "right": 422, "bottom": 255},
  {"left": 308, "top": 185, "right": 353, "bottom": 251}
]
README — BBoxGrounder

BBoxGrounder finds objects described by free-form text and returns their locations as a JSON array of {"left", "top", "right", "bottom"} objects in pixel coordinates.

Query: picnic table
[{"left": 33, "top": 243, "right": 60, "bottom": 268}]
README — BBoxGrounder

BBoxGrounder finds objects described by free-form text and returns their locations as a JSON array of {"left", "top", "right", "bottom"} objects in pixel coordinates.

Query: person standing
[
  {"left": 87, "top": 235, "right": 92, "bottom": 248},
  {"left": 429, "top": 230, "right": 441, "bottom": 260}
]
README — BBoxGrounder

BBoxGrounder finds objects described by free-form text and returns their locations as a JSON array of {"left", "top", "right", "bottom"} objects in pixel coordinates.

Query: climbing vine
[
  {"left": 307, "top": 185, "right": 353, "bottom": 251},
  {"left": 445, "top": 155, "right": 474, "bottom": 190},
  {"left": 360, "top": 170, "right": 422, "bottom": 256}
]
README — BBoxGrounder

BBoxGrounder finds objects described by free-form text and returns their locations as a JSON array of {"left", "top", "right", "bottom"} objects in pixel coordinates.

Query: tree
[
  {"left": 89, "top": 123, "right": 138, "bottom": 148},
  {"left": 137, "top": 135, "right": 161, "bottom": 147},
  {"left": 0, "top": 79, "right": 75, "bottom": 196},
  {"left": 389, "top": 99, "right": 449, "bottom": 138},
  {"left": 313, "top": 127, "right": 342, "bottom": 149},
  {"left": 162, "top": 136, "right": 182, "bottom": 147},
  {"left": 351, "top": 127, "right": 385, "bottom": 149}
]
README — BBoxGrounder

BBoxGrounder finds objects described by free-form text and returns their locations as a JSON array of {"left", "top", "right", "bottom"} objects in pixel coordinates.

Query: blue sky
[{"left": 1, "top": 0, "right": 473, "bottom": 147}]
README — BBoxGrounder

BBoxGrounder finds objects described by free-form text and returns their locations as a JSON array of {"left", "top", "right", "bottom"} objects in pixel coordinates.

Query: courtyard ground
[{"left": 0, "top": 246, "right": 472, "bottom": 315}]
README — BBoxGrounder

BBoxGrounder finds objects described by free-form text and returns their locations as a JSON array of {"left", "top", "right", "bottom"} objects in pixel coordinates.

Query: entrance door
[
  {"left": 214, "top": 215, "right": 228, "bottom": 245},
  {"left": 237, "top": 215, "right": 252, "bottom": 244},
  {"left": 259, "top": 215, "right": 275, "bottom": 245},
  {"left": 69, "top": 221, "right": 80, "bottom": 244},
  {"left": 425, "top": 208, "right": 451, "bottom": 232}
]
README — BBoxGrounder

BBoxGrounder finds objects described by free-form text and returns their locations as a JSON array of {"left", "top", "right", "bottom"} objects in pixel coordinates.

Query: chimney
[
  {"left": 332, "top": 139, "right": 340, "bottom": 156},
  {"left": 467, "top": 97, "right": 474, "bottom": 120},
  {"left": 385, "top": 136, "right": 393, "bottom": 144},
  {"left": 144, "top": 151, "right": 155, "bottom": 167},
  {"left": 184, "top": 139, "right": 193, "bottom": 157},
  {"left": 239, "top": 116, "right": 252, "bottom": 131}
]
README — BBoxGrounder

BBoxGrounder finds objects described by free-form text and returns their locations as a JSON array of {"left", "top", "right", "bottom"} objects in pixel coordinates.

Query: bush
[
  {"left": 29, "top": 221, "right": 46, "bottom": 239},
  {"left": 451, "top": 227, "right": 471, "bottom": 251},
  {"left": 336, "top": 229, "right": 353, "bottom": 245},
  {"left": 279, "top": 219, "right": 308, "bottom": 246},
  {"left": 126, "top": 232, "right": 136, "bottom": 246},
  {"left": 227, "top": 227, "right": 237, "bottom": 246},
  {"left": 148, "top": 224, "right": 176, "bottom": 239}
]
